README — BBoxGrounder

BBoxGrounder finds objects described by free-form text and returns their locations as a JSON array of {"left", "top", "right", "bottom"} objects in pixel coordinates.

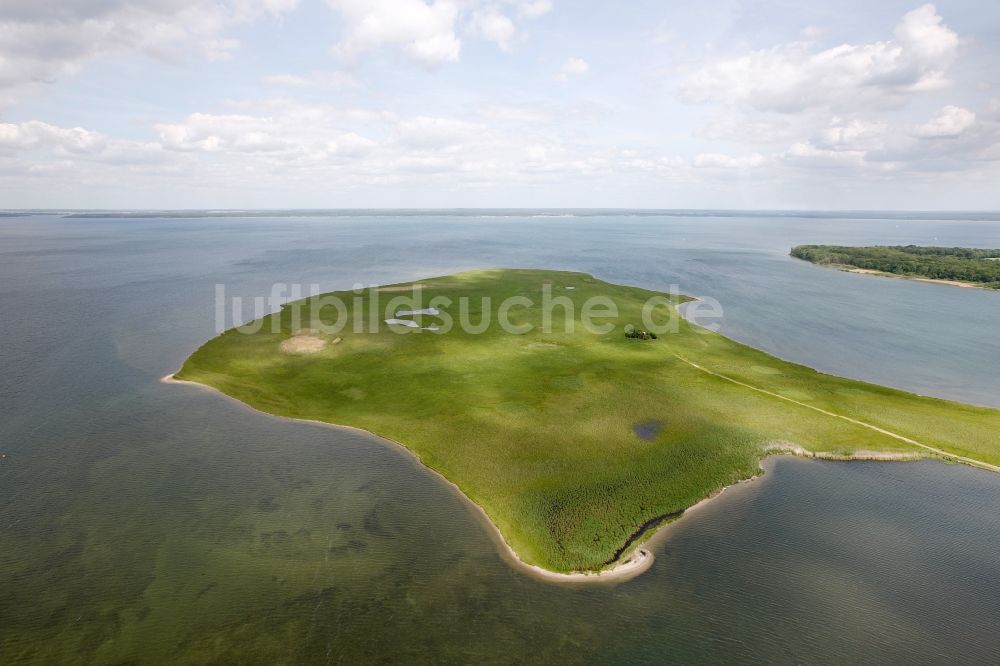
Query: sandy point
[{"left": 159, "top": 369, "right": 656, "bottom": 584}]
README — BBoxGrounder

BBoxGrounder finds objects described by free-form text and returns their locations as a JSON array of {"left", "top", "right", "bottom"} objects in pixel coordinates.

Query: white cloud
[
  {"left": 471, "top": 7, "right": 516, "bottom": 50},
  {"left": 4, "top": 0, "right": 1000, "bottom": 208},
  {"left": 913, "top": 105, "right": 976, "bottom": 138},
  {"left": 0, "top": 0, "right": 299, "bottom": 100},
  {"left": 0, "top": 120, "right": 163, "bottom": 165},
  {"left": 697, "top": 114, "right": 793, "bottom": 144},
  {"left": 326, "top": 0, "right": 550, "bottom": 63},
  {"left": 155, "top": 113, "right": 296, "bottom": 153},
  {"left": 0, "top": 99, "right": 670, "bottom": 198},
  {"left": 0, "top": 121, "right": 104, "bottom": 153},
  {"left": 670, "top": 5, "right": 999, "bottom": 185},
  {"left": 557, "top": 57, "right": 589, "bottom": 81},
  {"left": 477, "top": 103, "right": 551, "bottom": 124},
  {"left": 693, "top": 152, "right": 766, "bottom": 169},
  {"left": 781, "top": 105, "right": 998, "bottom": 171},
  {"left": 326, "top": 132, "right": 377, "bottom": 157},
  {"left": 815, "top": 117, "right": 888, "bottom": 151},
  {"left": 327, "top": 0, "right": 461, "bottom": 64},
  {"left": 682, "top": 4, "right": 959, "bottom": 113},
  {"left": 784, "top": 141, "right": 867, "bottom": 169},
  {"left": 519, "top": 0, "right": 553, "bottom": 18},
  {"left": 395, "top": 116, "right": 483, "bottom": 148},
  {"left": 262, "top": 71, "right": 358, "bottom": 90},
  {"left": 5, "top": 100, "right": 999, "bottom": 207}
]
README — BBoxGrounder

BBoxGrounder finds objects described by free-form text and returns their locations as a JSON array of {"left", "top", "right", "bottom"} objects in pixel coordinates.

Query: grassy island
[
  {"left": 792, "top": 245, "right": 1000, "bottom": 288},
  {"left": 175, "top": 269, "right": 1000, "bottom": 575}
]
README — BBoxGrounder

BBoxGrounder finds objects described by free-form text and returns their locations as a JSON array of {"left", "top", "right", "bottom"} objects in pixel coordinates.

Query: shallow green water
[{"left": 2, "top": 212, "right": 1000, "bottom": 663}]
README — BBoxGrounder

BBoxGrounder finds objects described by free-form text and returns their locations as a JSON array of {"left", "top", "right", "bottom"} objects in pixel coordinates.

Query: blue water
[{"left": 1, "top": 211, "right": 999, "bottom": 663}]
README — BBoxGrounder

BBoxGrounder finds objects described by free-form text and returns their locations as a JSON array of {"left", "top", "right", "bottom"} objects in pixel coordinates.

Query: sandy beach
[{"left": 842, "top": 267, "right": 987, "bottom": 290}]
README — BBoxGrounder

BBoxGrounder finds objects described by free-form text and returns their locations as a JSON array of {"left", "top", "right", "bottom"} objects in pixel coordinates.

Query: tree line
[{"left": 791, "top": 245, "right": 1000, "bottom": 288}]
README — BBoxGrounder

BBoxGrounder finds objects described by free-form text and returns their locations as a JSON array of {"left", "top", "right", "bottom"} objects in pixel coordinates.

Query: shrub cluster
[{"left": 624, "top": 324, "right": 657, "bottom": 340}]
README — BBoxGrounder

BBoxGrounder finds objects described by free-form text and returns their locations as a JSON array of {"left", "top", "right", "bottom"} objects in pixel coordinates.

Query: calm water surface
[{"left": 1, "top": 211, "right": 999, "bottom": 663}]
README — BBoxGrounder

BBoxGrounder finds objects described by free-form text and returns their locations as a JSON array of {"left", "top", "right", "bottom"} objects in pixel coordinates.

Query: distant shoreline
[
  {"left": 789, "top": 245, "right": 1000, "bottom": 291},
  {"left": 26, "top": 208, "right": 1000, "bottom": 222}
]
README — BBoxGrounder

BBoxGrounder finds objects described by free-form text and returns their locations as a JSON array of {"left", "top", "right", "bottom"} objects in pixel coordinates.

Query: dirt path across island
[{"left": 672, "top": 353, "right": 1000, "bottom": 474}]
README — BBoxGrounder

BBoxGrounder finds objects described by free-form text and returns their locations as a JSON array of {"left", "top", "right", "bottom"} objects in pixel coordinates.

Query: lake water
[{"left": 2, "top": 211, "right": 999, "bottom": 663}]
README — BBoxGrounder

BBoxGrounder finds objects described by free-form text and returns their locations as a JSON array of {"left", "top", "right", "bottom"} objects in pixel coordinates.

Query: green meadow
[{"left": 177, "top": 269, "right": 1000, "bottom": 573}]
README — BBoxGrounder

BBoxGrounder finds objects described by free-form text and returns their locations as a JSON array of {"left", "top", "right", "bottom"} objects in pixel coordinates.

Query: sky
[{"left": 1, "top": 0, "right": 999, "bottom": 210}]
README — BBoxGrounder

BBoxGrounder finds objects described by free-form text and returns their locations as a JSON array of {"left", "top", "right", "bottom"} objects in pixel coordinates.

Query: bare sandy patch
[
  {"left": 280, "top": 330, "right": 338, "bottom": 354},
  {"left": 845, "top": 267, "right": 983, "bottom": 289}
]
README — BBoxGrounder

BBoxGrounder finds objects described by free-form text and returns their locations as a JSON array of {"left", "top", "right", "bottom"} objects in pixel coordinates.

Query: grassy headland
[
  {"left": 175, "top": 269, "right": 1000, "bottom": 574},
  {"left": 792, "top": 245, "right": 1000, "bottom": 288}
]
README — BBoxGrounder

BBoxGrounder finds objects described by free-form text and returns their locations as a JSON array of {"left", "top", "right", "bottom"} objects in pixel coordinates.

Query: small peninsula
[
  {"left": 792, "top": 244, "right": 1000, "bottom": 289},
  {"left": 174, "top": 269, "right": 1000, "bottom": 576}
]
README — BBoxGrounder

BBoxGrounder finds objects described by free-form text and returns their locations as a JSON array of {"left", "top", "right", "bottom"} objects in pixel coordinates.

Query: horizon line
[{"left": 5, "top": 207, "right": 1000, "bottom": 214}]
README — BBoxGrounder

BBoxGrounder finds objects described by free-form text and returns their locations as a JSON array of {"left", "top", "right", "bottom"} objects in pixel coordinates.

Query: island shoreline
[
  {"left": 160, "top": 371, "right": 930, "bottom": 584},
  {"left": 162, "top": 270, "right": 1000, "bottom": 583}
]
